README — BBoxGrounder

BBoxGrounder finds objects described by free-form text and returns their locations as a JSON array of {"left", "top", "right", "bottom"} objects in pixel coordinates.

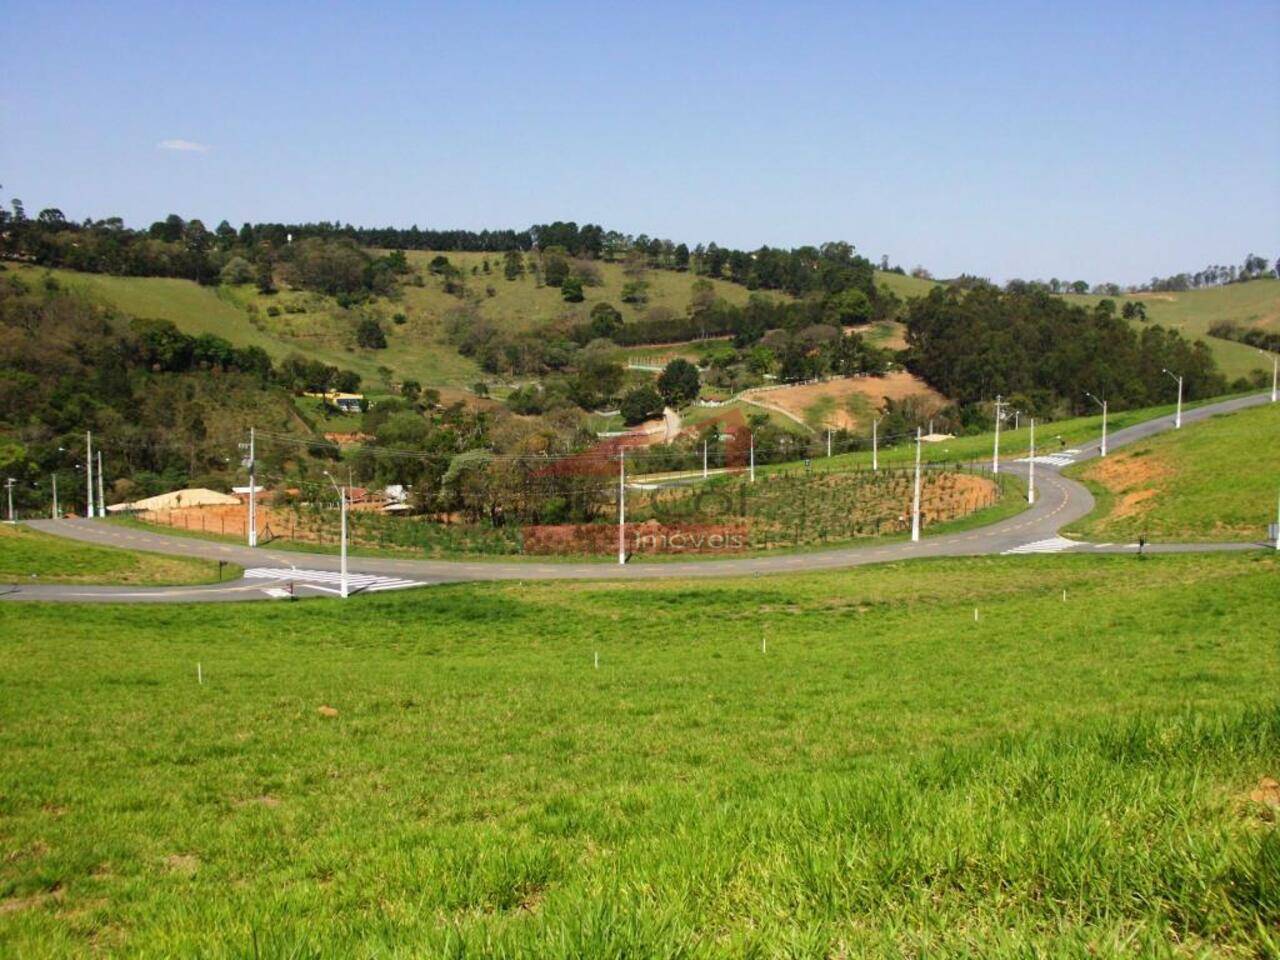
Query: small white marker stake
[
  {"left": 761, "top": 630, "right": 767, "bottom": 654},
  {"left": 197, "top": 662, "right": 203, "bottom": 685},
  {"left": 1062, "top": 589, "right": 1067, "bottom": 602},
  {"left": 973, "top": 608, "right": 979, "bottom": 623},
  {"left": 594, "top": 651, "right": 599, "bottom": 670}
]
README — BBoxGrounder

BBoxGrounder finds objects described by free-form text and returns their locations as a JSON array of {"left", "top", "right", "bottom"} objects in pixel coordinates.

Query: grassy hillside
[
  {"left": 873, "top": 269, "right": 939, "bottom": 299},
  {"left": 0, "top": 552, "right": 1276, "bottom": 955},
  {"left": 11, "top": 258, "right": 775, "bottom": 394},
  {"left": 1066, "top": 279, "right": 1280, "bottom": 380},
  {"left": 1063, "top": 401, "right": 1280, "bottom": 543},
  {"left": 0, "top": 524, "right": 235, "bottom": 585}
]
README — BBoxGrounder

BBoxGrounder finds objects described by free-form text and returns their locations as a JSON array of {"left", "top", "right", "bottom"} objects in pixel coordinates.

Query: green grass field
[
  {"left": 1064, "top": 401, "right": 1280, "bottom": 543},
  {"left": 0, "top": 552, "right": 1276, "bottom": 956},
  {"left": 0, "top": 523, "right": 236, "bottom": 585},
  {"left": 1067, "top": 279, "right": 1280, "bottom": 381}
]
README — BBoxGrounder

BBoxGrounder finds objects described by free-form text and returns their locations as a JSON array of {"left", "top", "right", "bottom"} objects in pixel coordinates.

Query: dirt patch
[
  {"left": 0, "top": 887, "right": 63, "bottom": 914},
  {"left": 741, "top": 372, "right": 945, "bottom": 430},
  {"left": 317, "top": 705, "right": 340, "bottom": 718},
  {"left": 235, "top": 795, "right": 282, "bottom": 808},
  {"left": 165, "top": 854, "right": 199, "bottom": 875},
  {"left": 1249, "top": 777, "right": 1280, "bottom": 808},
  {"left": 1083, "top": 450, "right": 1173, "bottom": 524}
]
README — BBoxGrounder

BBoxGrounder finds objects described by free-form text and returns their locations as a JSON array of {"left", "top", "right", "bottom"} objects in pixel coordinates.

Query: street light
[
  {"left": 1162, "top": 368, "right": 1183, "bottom": 429},
  {"left": 1085, "top": 392, "right": 1108, "bottom": 457},
  {"left": 4, "top": 477, "right": 14, "bottom": 523},
  {"left": 1262, "top": 350, "right": 1278, "bottom": 403},
  {"left": 992, "top": 395, "right": 1005, "bottom": 473},
  {"left": 910, "top": 427, "right": 922, "bottom": 542},
  {"left": 1027, "top": 418, "right": 1036, "bottom": 505},
  {"left": 322, "top": 471, "right": 348, "bottom": 599}
]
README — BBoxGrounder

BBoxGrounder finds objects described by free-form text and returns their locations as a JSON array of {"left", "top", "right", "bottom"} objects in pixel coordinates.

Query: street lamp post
[
  {"left": 51, "top": 473, "right": 58, "bottom": 519},
  {"left": 617, "top": 449, "right": 626, "bottom": 566},
  {"left": 85, "top": 431, "right": 94, "bottom": 520},
  {"left": 749, "top": 433, "right": 755, "bottom": 483},
  {"left": 1263, "top": 351, "right": 1278, "bottom": 403},
  {"left": 4, "top": 478, "right": 14, "bottom": 523},
  {"left": 872, "top": 418, "right": 879, "bottom": 472},
  {"left": 992, "top": 395, "right": 1004, "bottom": 474},
  {"left": 910, "top": 427, "right": 922, "bottom": 543},
  {"left": 1028, "top": 418, "right": 1036, "bottom": 505},
  {"left": 1163, "top": 368, "right": 1183, "bottom": 429},
  {"left": 1085, "top": 392, "right": 1108, "bottom": 457},
  {"left": 323, "top": 472, "right": 348, "bottom": 599},
  {"left": 96, "top": 450, "right": 105, "bottom": 517}
]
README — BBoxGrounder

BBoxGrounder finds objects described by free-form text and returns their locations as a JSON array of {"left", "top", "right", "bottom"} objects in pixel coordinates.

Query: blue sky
[{"left": 2, "top": 1, "right": 1277, "bottom": 283}]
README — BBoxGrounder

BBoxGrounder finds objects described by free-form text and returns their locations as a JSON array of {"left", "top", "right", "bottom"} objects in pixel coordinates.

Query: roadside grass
[
  {"left": 0, "top": 524, "right": 238, "bottom": 585},
  {"left": 782, "top": 393, "right": 1248, "bottom": 476},
  {"left": 0, "top": 552, "right": 1276, "bottom": 955},
  {"left": 1066, "top": 279, "right": 1280, "bottom": 381},
  {"left": 1063, "top": 401, "right": 1280, "bottom": 543}
]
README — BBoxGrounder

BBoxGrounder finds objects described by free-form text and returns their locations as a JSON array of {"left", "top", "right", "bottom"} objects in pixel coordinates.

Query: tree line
[{"left": 903, "top": 284, "right": 1227, "bottom": 417}]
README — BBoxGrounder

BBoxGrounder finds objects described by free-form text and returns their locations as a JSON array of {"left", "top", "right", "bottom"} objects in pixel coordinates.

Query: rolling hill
[
  {"left": 10, "top": 257, "right": 771, "bottom": 394},
  {"left": 1066, "top": 279, "right": 1279, "bottom": 381}
]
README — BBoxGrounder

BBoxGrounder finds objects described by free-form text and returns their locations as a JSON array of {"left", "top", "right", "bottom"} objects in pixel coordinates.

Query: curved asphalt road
[{"left": 3, "top": 392, "right": 1272, "bottom": 602}]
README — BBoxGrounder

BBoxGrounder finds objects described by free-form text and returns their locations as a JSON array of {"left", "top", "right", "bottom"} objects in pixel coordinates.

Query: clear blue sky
[{"left": 3, "top": 1, "right": 1277, "bottom": 284}]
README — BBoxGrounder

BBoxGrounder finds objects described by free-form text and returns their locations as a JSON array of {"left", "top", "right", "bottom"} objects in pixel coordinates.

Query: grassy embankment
[
  {"left": 1066, "top": 279, "right": 1280, "bottom": 381},
  {"left": 1064, "top": 401, "right": 1280, "bottom": 543},
  {"left": 0, "top": 523, "right": 237, "bottom": 585},
  {"left": 0, "top": 552, "right": 1277, "bottom": 955}
]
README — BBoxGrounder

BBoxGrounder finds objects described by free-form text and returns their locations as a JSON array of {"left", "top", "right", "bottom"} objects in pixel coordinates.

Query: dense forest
[{"left": 904, "top": 284, "right": 1226, "bottom": 414}]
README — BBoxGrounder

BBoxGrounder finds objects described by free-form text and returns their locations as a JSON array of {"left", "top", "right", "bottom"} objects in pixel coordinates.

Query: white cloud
[{"left": 157, "top": 139, "right": 209, "bottom": 153}]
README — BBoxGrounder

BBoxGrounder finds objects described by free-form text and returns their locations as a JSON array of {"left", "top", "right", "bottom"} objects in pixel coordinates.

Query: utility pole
[
  {"left": 992, "top": 395, "right": 1004, "bottom": 474},
  {"left": 96, "top": 450, "right": 105, "bottom": 517},
  {"left": 85, "top": 431, "right": 93, "bottom": 519},
  {"left": 872, "top": 418, "right": 879, "bottom": 472},
  {"left": 51, "top": 473, "right": 58, "bottom": 519},
  {"left": 1086, "top": 392, "right": 1108, "bottom": 457},
  {"left": 617, "top": 448, "right": 626, "bottom": 566},
  {"left": 323, "top": 472, "right": 348, "bottom": 598},
  {"left": 910, "top": 427, "right": 922, "bottom": 542},
  {"left": 4, "top": 478, "right": 14, "bottom": 523},
  {"left": 749, "top": 433, "right": 755, "bottom": 483},
  {"left": 1028, "top": 418, "right": 1036, "bottom": 505},
  {"left": 242, "top": 428, "right": 258, "bottom": 547},
  {"left": 1163, "top": 368, "right": 1183, "bottom": 429}
]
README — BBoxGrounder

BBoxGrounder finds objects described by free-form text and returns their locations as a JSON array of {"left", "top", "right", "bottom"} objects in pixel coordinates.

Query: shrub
[
  {"left": 355, "top": 318, "right": 387, "bottom": 349},
  {"left": 621, "top": 384, "right": 664, "bottom": 424}
]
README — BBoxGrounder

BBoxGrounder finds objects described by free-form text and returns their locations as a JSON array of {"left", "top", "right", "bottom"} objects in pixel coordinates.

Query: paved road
[{"left": 4, "top": 392, "right": 1272, "bottom": 602}]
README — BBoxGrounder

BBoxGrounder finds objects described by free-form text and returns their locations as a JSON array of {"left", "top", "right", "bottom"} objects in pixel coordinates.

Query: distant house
[{"left": 304, "top": 390, "right": 365, "bottom": 414}]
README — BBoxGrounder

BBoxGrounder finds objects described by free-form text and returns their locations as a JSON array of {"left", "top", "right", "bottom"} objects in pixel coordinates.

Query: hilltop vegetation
[
  {"left": 1065, "top": 401, "right": 1280, "bottom": 543},
  {"left": 1, "top": 553, "right": 1276, "bottom": 955}
]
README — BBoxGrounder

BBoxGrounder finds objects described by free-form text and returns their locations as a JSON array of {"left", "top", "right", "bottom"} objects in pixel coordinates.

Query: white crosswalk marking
[
  {"left": 1002, "top": 537, "right": 1080, "bottom": 555},
  {"left": 1015, "top": 449, "right": 1080, "bottom": 468},
  {"left": 244, "top": 567, "right": 425, "bottom": 593}
]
